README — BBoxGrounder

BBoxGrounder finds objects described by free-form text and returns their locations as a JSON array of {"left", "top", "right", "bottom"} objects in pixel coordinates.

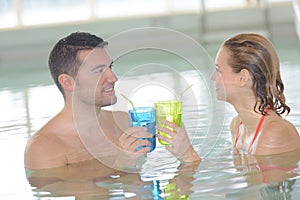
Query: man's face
[{"left": 74, "top": 47, "right": 118, "bottom": 107}]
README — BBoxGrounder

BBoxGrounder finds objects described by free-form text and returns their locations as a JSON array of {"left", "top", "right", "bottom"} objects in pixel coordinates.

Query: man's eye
[
  {"left": 98, "top": 68, "right": 105, "bottom": 73},
  {"left": 93, "top": 67, "right": 105, "bottom": 73}
]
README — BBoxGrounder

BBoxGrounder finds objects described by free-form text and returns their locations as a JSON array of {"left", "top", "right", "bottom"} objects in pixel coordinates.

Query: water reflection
[
  {"left": 26, "top": 160, "right": 117, "bottom": 199},
  {"left": 235, "top": 149, "right": 300, "bottom": 185},
  {"left": 231, "top": 149, "right": 300, "bottom": 200},
  {"left": 25, "top": 149, "right": 300, "bottom": 199},
  {"left": 26, "top": 156, "right": 200, "bottom": 200}
]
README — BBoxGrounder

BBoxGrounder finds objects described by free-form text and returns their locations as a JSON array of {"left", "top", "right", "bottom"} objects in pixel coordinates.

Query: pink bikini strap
[
  {"left": 234, "top": 108, "right": 270, "bottom": 151},
  {"left": 234, "top": 121, "right": 243, "bottom": 147},
  {"left": 249, "top": 114, "right": 266, "bottom": 150}
]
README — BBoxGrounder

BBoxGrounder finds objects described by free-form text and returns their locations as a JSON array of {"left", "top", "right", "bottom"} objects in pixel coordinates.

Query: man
[
  {"left": 24, "top": 32, "right": 153, "bottom": 170},
  {"left": 24, "top": 32, "right": 200, "bottom": 170}
]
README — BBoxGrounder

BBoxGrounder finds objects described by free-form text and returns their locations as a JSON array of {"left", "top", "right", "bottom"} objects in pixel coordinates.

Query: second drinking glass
[{"left": 154, "top": 100, "right": 182, "bottom": 145}]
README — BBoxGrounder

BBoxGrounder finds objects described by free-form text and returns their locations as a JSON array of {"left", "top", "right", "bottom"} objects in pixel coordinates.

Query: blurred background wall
[{"left": 0, "top": 0, "right": 299, "bottom": 87}]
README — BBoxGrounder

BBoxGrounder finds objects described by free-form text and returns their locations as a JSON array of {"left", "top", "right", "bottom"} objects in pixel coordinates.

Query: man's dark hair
[{"left": 48, "top": 32, "right": 108, "bottom": 98}]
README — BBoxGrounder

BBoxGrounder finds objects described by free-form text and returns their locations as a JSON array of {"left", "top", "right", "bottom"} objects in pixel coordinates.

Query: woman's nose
[{"left": 210, "top": 70, "right": 217, "bottom": 81}]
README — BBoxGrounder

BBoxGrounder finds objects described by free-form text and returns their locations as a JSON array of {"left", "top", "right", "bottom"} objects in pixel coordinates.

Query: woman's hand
[{"left": 156, "top": 120, "right": 201, "bottom": 163}]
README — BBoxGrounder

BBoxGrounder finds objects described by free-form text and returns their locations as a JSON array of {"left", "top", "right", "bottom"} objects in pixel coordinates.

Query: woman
[{"left": 211, "top": 33, "right": 300, "bottom": 155}]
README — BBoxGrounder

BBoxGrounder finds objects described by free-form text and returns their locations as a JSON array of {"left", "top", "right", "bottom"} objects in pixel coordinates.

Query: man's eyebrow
[
  {"left": 108, "top": 61, "right": 114, "bottom": 68},
  {"left": 90, "top": 61, "right": 113, "bottom": 72},
  {"left": 91, "top": 64, "right": 107, "bottom": 72}
]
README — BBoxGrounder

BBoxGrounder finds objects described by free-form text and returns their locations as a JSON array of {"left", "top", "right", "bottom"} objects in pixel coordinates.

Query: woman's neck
[{"left": 232, "top": 100, "right": 263, "bottom": 134}]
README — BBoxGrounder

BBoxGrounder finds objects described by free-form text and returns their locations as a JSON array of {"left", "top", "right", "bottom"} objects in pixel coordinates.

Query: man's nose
[{"left": 106, "top": 68, "right": 118, "bottom": 82}]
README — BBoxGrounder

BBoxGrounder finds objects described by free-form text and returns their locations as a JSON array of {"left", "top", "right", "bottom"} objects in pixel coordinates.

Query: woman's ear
[
  {"left": 239, "top": 69, "right": 252, "bottom": 87},
  {"left": 58, "top": 74, "right": 74, "bottom": 93}
]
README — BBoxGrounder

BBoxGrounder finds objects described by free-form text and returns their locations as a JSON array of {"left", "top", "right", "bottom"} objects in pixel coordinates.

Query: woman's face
[{"left": 210, "top": 47, "right": 241, "bottom": 103}]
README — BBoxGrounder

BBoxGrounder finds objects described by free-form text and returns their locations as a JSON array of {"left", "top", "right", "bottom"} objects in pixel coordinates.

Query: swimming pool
[{"left": 1, "top": 30, "right": 300, "bottom": 199}]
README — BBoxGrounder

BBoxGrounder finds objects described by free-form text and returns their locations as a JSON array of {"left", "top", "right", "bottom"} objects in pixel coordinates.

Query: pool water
[{"left": 1, "top": 33, "right": 300, "bottom": 200}]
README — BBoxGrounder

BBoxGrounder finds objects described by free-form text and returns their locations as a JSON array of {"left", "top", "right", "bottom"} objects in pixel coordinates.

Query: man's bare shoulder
[
  {"left": 112, "top": 110, "right": 129, "bottom": 120},
  {"left": 101, "top": 110, "right": 130, "bottom": 135},
  {"left": 102, "top": 110, "right": 129, "bottom": 124},
  {"left": 24, "top": 122, "right": 68, "bottom": 169},
  {"left": 102, "top": 109, "right": 127, "bottom": 116}
]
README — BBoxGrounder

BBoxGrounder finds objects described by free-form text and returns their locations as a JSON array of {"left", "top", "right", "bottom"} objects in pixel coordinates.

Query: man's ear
[
  {"left": 239, "top": 69, "right": 252, "bottom": 87},
  {"left": 58, "top": 74, "right": 75, "bottom": 92}
]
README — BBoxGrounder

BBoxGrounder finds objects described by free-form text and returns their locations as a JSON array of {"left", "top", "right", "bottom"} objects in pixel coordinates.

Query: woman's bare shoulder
[
  {"left": 263, "top": 115, "right": 299, "bottom": 136},
  {"left": 256, "top": 117, "right": 300, "bottom": 155}
]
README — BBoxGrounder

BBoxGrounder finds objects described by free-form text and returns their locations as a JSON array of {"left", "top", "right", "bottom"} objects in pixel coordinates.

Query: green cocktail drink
[{"left": 154, "top": 100, "right": 182, "bottom": 145}]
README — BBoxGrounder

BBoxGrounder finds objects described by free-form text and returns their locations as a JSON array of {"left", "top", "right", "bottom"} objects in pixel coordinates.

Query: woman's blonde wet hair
[{"left": 223, "top": 33, "right": 290, "bottom": 116}]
